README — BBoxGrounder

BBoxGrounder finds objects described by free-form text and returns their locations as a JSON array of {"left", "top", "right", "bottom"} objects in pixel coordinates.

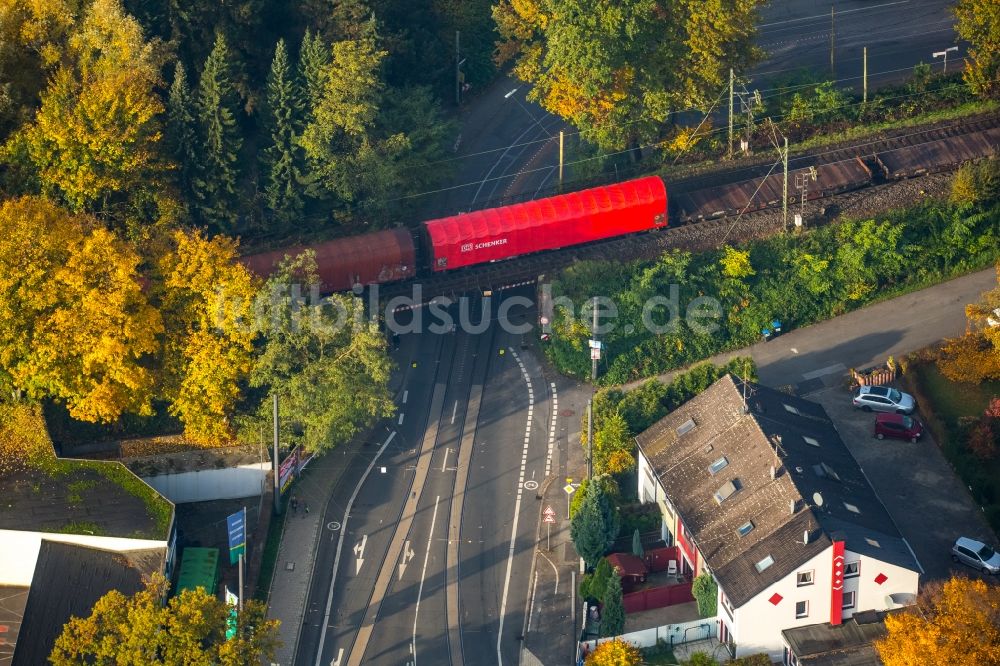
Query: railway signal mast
[{"left": 794, "top": 167, "right": 818, "bottom": 227}]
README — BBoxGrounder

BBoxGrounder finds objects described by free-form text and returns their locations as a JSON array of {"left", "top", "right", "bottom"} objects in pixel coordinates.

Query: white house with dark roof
[{"left": 635, "top": 375, "right": 921, "bottom": 662}]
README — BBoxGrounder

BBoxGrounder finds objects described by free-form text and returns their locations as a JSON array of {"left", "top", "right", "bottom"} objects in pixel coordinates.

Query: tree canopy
[
  {"left": 0, "top": 196, "right": 161, "bottom": 422},
  {"left": 156, "top": 229, "right": 259, "bottom": 444},
  {"left": 939, "top": 263, "right": 1000, "bottom": 383},
  {"left": 874, "top": 577, "right": 1000, "bottom": 665},
  {"left": 954, "top": 0, "right": 1000, "bottom": 99},
  {"left": 493, "top": 0, "right": 764, "bottom": 150},
  {"left": 571, "top": 476, "right": 620, "bottom": 569},
  {"left": 238, "top": 250, "right": 394, "bottom": 454},
  {"left": 11, "top": 0, "right": 167, "bottom": 224},
  {"left": 584, "top": 638, "right": 642, "bottom": 666},
  {"left": 49, "top": 573, "right": 280, "bottom": 665}
]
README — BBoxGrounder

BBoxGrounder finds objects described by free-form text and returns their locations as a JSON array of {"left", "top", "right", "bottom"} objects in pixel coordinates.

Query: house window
[
  {"left": 842, "top": 591, "right": 856, "bottom": 609},
  {"left": 720, "top": 590, "right": 734, "bottom": 619},
  {"left": 844, "top": 561, "right": 860, "bottom": 578},
  {"left": 795, "top": 600, "right": 809, "bottom": 619},
  {"left": 737, "top": 520, "right": 754, "bottom": 538},
  {"left": 796, "top": 570, "right": 814, "bottom": 587},
  {"left": 709, "top": 456, "right": 729, "bottom": 475}
]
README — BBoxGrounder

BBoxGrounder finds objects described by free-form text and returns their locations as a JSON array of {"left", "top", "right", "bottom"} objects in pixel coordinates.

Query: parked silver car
[
  {"left": 951, "top": 537, "right": 1000, "bottom": 574},
  {"left": 852, "top": 385, "right": 915, "bottom": 414}
]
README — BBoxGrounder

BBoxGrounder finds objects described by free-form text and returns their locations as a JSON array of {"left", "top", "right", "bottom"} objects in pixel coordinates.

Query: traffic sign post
[{"left": 543, "top": 505, "right": 556, "bottom": 550}]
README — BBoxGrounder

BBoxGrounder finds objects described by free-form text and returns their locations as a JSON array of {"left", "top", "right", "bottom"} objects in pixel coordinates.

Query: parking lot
[{"left": 807, "top": 383, "right": 997, "bottom": 583}]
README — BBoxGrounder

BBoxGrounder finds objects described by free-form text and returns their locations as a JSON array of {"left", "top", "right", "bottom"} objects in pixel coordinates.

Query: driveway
[{"left": 807, "top": 384, "right": 997, "bottom": 584}]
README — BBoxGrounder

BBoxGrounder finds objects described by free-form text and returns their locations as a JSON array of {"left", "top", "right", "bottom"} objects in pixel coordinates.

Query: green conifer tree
[
  {"left": 571, "top": 481, "right": 618, "bottom": 569},
  {"left": 166, "top": 62, "right": 198, "bottom": 204},
  {"left": 601, "top": 568, "right": 626, "bottom": 637},
  {"left": 261, "top": 39, "right": 305, "bottom": 232},
  {"left": 193, "top": 33, "right": 243, "bottom": 232},
  {"left": 297, "top": 29, "right": 331, "bottom": 202}
]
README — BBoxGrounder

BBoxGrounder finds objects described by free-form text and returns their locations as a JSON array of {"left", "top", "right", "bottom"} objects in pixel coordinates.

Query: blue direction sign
[{"left": 226, "top": 508, "right": 246, "bottom": 565}]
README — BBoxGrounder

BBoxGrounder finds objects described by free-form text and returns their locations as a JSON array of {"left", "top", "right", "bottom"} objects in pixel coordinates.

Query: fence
[
  {"left": 623, "top": 581, "right": 694, "bottom": 614},
  {"left": 580, "top": 617, "right": 713, "bottom": 652}
]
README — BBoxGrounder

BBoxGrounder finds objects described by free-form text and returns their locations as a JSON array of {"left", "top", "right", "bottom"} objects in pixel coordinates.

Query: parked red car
[{"left": 874, "top": 413, "right": 923, "bottom": 442}]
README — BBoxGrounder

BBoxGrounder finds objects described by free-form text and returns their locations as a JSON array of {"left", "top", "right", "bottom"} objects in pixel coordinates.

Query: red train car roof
[
  {"left": 423, "top": 176, "right": 666, "bottom": 271},
  {"left": 241, "top": 227, "right": 416, "bottom": 293}
]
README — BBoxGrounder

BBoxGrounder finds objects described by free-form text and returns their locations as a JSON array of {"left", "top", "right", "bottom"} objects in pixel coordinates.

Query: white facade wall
[
  {"left": 142, "top": 462, "right": 268, "bottom": 504},
  {"left": 725, "top": 546, "right": 834, "bottom": 659},
  {"left": 0, "top": 530, "right": 167, "bottom": 586},
  {"left": 846, "top": 548, "right": 920, "bottom": 616}
]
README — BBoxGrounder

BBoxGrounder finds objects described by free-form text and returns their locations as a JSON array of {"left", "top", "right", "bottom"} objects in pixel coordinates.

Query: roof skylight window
[
  {"left": 802, "top": 436, "right": 820, "bottom": 447},
  {"left": 783, "top": 404, "right": 801, "bottom": 415},
  {"left": 737, "top": 521, "right": 755, "bottom": 538},
  {"left": 708, "top": 456, "right": 729, "bottom": 476},
  {"left": 677, "top": 418, "right": 696, "bottom": 436},
  {"left": 844, "top": 502, "right": 861, "bottom": 514},
  {"left": 713, "top": 479, "right": 741, "bottom": 504},
  {"left": 755, "top": 555, "right": 775, "bottom": 572}
]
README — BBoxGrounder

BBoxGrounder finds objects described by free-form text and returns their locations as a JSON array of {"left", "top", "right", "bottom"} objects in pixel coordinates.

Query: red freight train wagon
[
  {"left": 241, "top": 227, "right": 416, "bottom": 293},
  {"left": 422, "top": 176, "right": 668, "bottom": 272}
]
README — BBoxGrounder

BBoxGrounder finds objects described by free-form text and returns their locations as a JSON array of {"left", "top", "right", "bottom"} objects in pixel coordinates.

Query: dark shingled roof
[
  {"left": 0, "top": 586, "right": 28, "bottom": 666},
  {"left": 636, "top": 375, "right": 917, "bottom": 607},
  {"left": 12, "top": 541, "right": 164, "bottom": 666},
  {"left": 782, "top": 609, "right": 895, "bottom": 665}
]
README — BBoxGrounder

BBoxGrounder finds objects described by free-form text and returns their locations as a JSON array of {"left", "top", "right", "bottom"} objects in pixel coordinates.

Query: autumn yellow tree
[
  {"left": 157, "top": 229, "right": 258, "bottom": 444},
  {"left": 875, "top": 577, "right": 1000, "bottom": 665},
  {"left": 585, "top": 637, "right": 642, "bottom": 666},
  {"left": 939, "top": 264, "right": 1000, "bottom": 383},
  {"left": 50, "top": 573, "right": 280, "bottom": 665},
  {"left": 10, "top": 0, "right": 168, "bottom": 222},
  {"left": 954, "top": 0, "right": 1000, "bottom": 99},
  {"left": 493, "top": 0, "right": 763, "bottom": 151},
  {"left": 0, "top": 196, "right": 161, "bottom": 422}
]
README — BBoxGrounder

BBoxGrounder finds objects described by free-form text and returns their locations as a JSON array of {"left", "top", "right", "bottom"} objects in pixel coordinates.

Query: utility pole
[
  {"left": 728, "top": 68, "right": 734, "bottom": 159},
  {"left": 238, "top": 505, "right": 245, "bottom": 611},
  {"left": 455, "top": 31, "right": 461, "bottom": 106},
  {"left": 830, "top": 6, "right": 836, "bottom": 78},
  {"left": 272, "top": 393, "right": 281, "bottom": 515},
  {"left": 782, "top": 137, "right": 789, "bottom": 229},
  {"left": 559, "top": 130, "right": 564, "bottom": 188},
  {"left": 587, "top": 296, "right": 599, "bottom": 480},
  {"left": 863, "top": 47, "right": 868, "bottom": 104}
]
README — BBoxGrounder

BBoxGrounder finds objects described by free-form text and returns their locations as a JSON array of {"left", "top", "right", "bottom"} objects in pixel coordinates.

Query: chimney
[
  {"left": 770, "top": 465, "right": 777, "bottom": 480},
  {"left": 803, "top": 529, "right": 809, "bottom": 545},
  {"left": 789, "top": 499, "right": 796, "bottom": 515}
]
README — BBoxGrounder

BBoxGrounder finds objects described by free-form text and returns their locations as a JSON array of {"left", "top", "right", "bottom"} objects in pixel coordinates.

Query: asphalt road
[
  {"left": 294, "top": 294, "right": 549, "bottom": 666},
  {"left": 754, "top": 0, "right": 960, "bottom": 88}
]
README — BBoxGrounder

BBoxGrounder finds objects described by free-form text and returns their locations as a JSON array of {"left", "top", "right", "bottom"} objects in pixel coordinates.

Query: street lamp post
[{"left": 932, "top": 47, "right": 958, "bottom": 74}]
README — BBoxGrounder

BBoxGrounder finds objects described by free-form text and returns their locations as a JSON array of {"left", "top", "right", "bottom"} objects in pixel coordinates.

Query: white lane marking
[
  {"left": 314, "top": 430, "right": 396, "bottom": 666},
  {"left": 546, "top": 382, "right": 558, "bottom": 477},
  {"left": 802, "top": 363, "right": 847, "bottom": 381},
  {"left": 330, "top": 647, "right": 343, "bottom": 666},
  {"left": 398, "top": 413, "right": 405, "bottom": 425},
  {"left": 411, "top": 495, "right": 441, "bottom": 666},
  {"left": 498, "top": 349, "right": 533, "bottom": 665},
  {"left": 402, "top": 390, "right": 408, "bottom": 404},
  {"left": 451, "top": 400, "right": 458, "bottom": 425},
  {"left": 441, "top": 447, "right": 450, "bottom": 473},
  {"left": 353, "top": 534, "right": 367, "bottom": 574},
  {"left": 527, "top": 569, "right": 539, "bottom": 632},
  {"left": 539, "top": 550, "right": 559, "bottom": 596},
  {"left": 398, "top": 540, "right": 415, "bottom": 580}
]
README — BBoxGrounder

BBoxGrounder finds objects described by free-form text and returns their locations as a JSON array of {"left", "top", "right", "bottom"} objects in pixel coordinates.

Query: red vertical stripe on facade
[{"left": 830, "top": 540, "right": 845, "bottom": 625}]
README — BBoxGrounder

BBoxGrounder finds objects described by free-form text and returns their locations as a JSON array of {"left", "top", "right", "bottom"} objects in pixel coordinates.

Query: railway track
[{"left": 378, "top": 113, "right": 1000, "bottom": 305}]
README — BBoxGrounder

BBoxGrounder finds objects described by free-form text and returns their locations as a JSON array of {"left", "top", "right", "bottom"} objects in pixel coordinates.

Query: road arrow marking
[
  {"left": 330, "top": 648, "right": 343, "bottom": 666},
  {"left": 398, "top": 540, "right": 416, "bottom": 580},
  {"left": 353, "top": 535, "right": 368, "bottom": 574}
]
